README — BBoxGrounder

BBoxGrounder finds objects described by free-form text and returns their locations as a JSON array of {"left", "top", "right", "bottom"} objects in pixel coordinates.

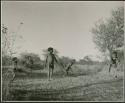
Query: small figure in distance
[
  {"left": 109, "top": 51, "right": 119, "bottom": 78},
  {"left": 66, "top": 59, "right": 76, "bottom": 75},
  {"left": 11, "top": 57, "right": 18, "bottom": 82}
]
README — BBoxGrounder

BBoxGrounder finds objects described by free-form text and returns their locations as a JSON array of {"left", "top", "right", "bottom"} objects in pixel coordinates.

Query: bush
[
  {"left": 71, "top": 64, "right": 103, "bottom": 76},
  {"left": 27, "top": 63, "right": 44, "bottom": 70},
  {"left": 59, "top": 56, "right": 75, "bottom": 67},
  {"left": 2, "top": 55, "right": 12, "bottom": 66},
  {"left": 19, "top": 52, "right": 44, "bottom": 70}
]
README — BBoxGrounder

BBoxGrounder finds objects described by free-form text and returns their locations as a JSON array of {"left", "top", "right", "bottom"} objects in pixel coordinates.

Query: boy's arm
[
  {"left": 54, "top": 55, "right": 64, "bottom": 67},
  {"left": 116, "top": 57, "right": 120, "bottom": 65},
  {"left": 54, "top": 55, "right": 58, "bottom": 63}
]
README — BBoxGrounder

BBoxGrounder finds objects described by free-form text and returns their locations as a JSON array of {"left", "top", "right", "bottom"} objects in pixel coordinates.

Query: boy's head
[
  {"left": 12, "top": 57, "right": 17, "bottom": 61},
  {"left": 48, "top": 47, "right": 53, "bottom": 53}
]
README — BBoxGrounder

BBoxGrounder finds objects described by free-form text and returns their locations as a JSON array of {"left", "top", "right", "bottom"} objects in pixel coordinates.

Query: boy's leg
[
  {"left": 51, "top": 65, "right": 54, "bottom": 76},
  {"left": 52, "top": 68, "right": 54, "bottom": 76},
  {"left": 16, "top": 63, "right": 18, "bottom": 70},
  {"left": 114, "top": 63, "right": 118, "bottom": 78},
  {"left": 66, "top": 70, "right": 69, "bottom": 75},
  {"left": 114, "top": 62, "right": 117, "bottom": 68},
  {"left": 49, "top": 67, "right": 53, "bottom": 80},
  {"left": 109, "top": 64, "right": 112, "bottom": 73},
  {"left": 47, "top": 65, "right": 50, "bottom": 80},
  {"left": 10, "top": 73, "right": 15, "bottom": 82},
  {"left": 71, "top": 68, "right": 73, "bottom": 73},
  {"left": 49, "top": 69, "right": 52, "bottom": 80}
]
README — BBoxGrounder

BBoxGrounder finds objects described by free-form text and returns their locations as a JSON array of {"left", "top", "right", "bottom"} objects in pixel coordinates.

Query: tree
[
  {"left": 2, "top": 23, "right": 23, "bottom": 57},
  {"left": 2, "top": 23, "right": 24, "bottom": 66},
  {"left": 91, "top": 7, "right": 124, "bottom": 59},
  {"left": 2, "top": 24, "right": 10, "bottom": 57},
  {"left": 2, "top": 23, "right": 24, "bottom": 101}
]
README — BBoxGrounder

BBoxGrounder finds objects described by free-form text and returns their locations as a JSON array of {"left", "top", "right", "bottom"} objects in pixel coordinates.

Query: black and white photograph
[{"left": 1, "top": 1, "right": 124, "bottom": 102}]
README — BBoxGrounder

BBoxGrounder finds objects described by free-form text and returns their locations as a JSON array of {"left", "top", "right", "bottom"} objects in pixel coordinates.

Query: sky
[{"left": 1, "top": 1, "right": 123, "bottom": 61}]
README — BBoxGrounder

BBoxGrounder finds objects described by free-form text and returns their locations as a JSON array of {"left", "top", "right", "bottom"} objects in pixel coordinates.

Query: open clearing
[{"left": 8, "top": 66, "right": 124, "bottom": 101}]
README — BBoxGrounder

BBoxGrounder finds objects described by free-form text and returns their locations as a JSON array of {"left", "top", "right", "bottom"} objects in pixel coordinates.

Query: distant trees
[
  {"left": 91, "top": 7, "right": 124, "bottom": 59},
  {"left": 19, "top": 52, "right": 44, "bottom": 70},
  {"left": 59, "top": 56, "right": 74, "bottom": 67},
  {"left": 78, "top": 55, "right": 94, "bottom": 65},
  {"left": 84, "top": 56, "right": 92, "bottom": 62}
]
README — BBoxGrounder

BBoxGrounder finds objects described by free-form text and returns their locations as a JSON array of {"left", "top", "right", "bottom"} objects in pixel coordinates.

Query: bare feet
[{"left": 48, "top": 78, "right": 53, "bottom": 81}]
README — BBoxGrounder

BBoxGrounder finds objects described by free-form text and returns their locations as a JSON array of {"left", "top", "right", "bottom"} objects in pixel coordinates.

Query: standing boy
[
  {"left": 11, "top": 57, "right": 18, "bottom": 82},
  {"left": 109, "top": 51, "right": 119, "bottom": 78},
  {"left": 45, "top": 47, "right": 58, "bottom": 80}
]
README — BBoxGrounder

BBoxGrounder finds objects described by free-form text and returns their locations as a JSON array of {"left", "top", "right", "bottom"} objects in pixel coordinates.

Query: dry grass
[
  {"left": 10, "top": 67, "right": 123, "bottom": 91},
  {"left": 2, "top": 63, "right": 124, "bottom": 101}
]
